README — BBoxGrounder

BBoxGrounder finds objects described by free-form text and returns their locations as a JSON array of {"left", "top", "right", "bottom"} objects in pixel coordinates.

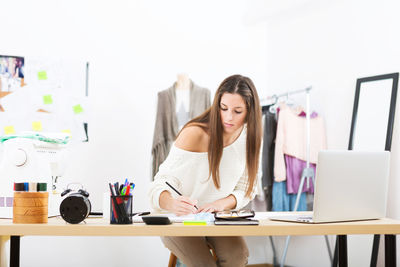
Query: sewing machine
[{"left": 0, "top": 133, "right": 69, "bottom": 218}]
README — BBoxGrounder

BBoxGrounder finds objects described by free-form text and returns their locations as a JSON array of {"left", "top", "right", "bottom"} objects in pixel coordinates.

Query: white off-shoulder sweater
[{"left": 148, "top": 127, "right": 257, "bottom": 211}]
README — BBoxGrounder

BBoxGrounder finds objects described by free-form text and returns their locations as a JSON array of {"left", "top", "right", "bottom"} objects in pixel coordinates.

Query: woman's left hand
[
  {"left": 197, "top": 201, "right": 225, "bottom": 213},
  {"left": 197, "top": 195, "right": 237, "bottom": 213}
]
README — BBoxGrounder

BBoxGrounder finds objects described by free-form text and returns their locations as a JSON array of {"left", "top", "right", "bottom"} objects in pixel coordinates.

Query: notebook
[{"left": 269, "top": 150, "right": 390, "bottom": 223}]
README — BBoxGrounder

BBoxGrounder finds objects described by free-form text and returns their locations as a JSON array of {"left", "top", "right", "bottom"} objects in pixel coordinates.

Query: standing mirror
[
  {"left": 333, "top": 72, "right": 399, "bottom": 267},
  {"left": 349, "top": 73, "right": 399, "bottom": 151}
]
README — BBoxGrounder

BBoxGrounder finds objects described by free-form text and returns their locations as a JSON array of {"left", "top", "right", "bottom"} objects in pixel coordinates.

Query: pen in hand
[{"left": 165, "top": 181, "right": 198, "bottom": 210}]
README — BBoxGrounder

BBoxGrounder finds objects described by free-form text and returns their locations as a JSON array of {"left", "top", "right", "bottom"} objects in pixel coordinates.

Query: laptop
[{"left": 269, "top": 150, "right": 390, "bottom": 223}]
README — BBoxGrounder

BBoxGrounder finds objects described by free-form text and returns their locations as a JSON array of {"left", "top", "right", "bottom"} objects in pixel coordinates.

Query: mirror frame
[
  {"left": 339, "top": 72, "right": 399, "bottom": 267},
  {"left": 348, "top": 72, "right": 399, "bottom": 151}
]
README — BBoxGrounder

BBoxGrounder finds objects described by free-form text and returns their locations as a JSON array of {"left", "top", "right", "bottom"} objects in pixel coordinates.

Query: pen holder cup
[
  {"left": 13, "top": 192, "right": 49, "bottom": 224},
  {"left": 110, "top": 195, "right": 132, "bottom": 224}
]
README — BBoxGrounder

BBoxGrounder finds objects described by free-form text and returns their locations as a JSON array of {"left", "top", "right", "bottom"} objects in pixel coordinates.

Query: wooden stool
[{"left": 168, "top": 244, "right": 217, "bottom": 267}]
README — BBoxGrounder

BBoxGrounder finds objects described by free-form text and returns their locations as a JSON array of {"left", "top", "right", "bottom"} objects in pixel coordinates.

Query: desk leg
[
  {"left": 332, "top": 236, "right": 338, "bottom": 267},
  {"left": 370, "top": 234, "right": 380, "bottom": 267},
  {"left": 10, "top": 236, "right": 20, "bottom": 267},
  {"left": 385, "top": 234, "right": 396, "bottom": 267},
  {"left": 338, "top": 235, "right": 348, "bottom": 267},
  {"left": 1, "top": 235, "right": 10, "bottom": 267}
]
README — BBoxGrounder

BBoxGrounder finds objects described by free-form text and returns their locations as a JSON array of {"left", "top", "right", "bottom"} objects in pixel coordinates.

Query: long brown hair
[{"left": 179, "top": 75, "right": 262, "bottom": 197}]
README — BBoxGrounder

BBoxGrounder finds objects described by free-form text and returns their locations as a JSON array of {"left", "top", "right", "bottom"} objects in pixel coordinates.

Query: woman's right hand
[{"left": 159, "top": 191, "right": 198, "bottom": 216}]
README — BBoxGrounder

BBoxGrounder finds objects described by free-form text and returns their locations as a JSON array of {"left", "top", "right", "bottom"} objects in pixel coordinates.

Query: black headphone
[{"left": 60, "top": 183, "right": 91, "bottom": 224}]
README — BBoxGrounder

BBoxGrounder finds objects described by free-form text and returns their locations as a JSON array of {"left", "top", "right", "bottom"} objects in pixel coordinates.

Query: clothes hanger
[
  {"left": 268, "top": 95, "right": 278, "bottom": 114},
  {"left": 285, "top": 92, "right": 296, "bottom": 107}
]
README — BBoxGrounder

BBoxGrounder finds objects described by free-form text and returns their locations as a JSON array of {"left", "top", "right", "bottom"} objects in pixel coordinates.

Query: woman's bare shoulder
[{"left": 175, "top": 124, "right": 209, "bottom": 152}]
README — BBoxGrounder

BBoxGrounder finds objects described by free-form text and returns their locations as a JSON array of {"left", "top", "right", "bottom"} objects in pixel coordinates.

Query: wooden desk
[{"left": 1, "top": 217, "right": 399, "bottom": 267}]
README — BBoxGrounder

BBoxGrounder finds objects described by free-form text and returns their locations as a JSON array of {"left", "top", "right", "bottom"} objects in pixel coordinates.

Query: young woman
[{"left": 148, "top": 74, "right": 262, "bottom": 267}]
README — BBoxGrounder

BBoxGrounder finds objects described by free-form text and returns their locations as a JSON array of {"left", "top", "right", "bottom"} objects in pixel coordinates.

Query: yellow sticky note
[
  {"left": 4, "top": 126, "right": 16, "bottom": 135},
  {"left": 38, "top": 71, "right": 47, "bottom": 80},
  {"left": 183, "top": 221, "right": 207, "bottom": 225},
  {"left": 61, "top": 129, "right": 72, "bottom": 136},
  {"left": 43, "top": 95, "right": 53, "bottom": 104},
  {"left": 32, "top": 121, "right": 43, "bottom": 131},
  {"left": 73, "top": 104, "right": 84, "bottom": 114}
]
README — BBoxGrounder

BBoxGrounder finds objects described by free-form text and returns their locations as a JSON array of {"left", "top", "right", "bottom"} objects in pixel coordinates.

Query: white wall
[{"left": 1, "top": 0, "right": 399, "bottom": 266}]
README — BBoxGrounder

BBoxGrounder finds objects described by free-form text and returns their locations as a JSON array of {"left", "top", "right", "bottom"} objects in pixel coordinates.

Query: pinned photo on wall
[{"left": 0, "top": 55, "right": 24, "bottom": 92}]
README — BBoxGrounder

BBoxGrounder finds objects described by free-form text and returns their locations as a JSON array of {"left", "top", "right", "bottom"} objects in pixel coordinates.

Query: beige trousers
[{"left": 161, "top": 236, "right": 249, "bottom": 267}]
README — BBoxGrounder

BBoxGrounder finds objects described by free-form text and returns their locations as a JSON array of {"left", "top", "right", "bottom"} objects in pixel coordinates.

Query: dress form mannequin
[
  {"left": 152, "top": 75, "right": 211, "bottom": 179},
  {"left": 175, "top": 73, "right": 191, "bottom": 91},
  {"left": 175, "top": 73, "right": 191, "bottom": 129}
]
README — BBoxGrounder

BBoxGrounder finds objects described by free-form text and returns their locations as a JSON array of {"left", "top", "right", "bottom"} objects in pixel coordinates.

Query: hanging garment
[
  {"left": 261, "top": 107, "right": 277, "bottom": 211},
  {"left": 274, "top": 103, "right": 327, "bottom": 182},
  {"left": 272, "top": 181, "right": 307, "bottom": 211},
  {"left": 151, "top": 81, "right": 210, "bottom": 179},
  {"left": 284, "top": 154, "right": 316, "bottom": 194}
]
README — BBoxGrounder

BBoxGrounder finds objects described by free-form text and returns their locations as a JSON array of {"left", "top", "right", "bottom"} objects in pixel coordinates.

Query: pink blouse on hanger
[{"left": 274, "top": 103, "right": 327, "bottom": 182}]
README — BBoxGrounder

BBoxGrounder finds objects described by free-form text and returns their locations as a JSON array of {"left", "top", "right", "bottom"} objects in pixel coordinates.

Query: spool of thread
[
  {"left": 14, "top": 182, "right": 47, "bottom": 192},
  {"left": 14, "top": 183, "right": 25, "bottom": 191},
  {"left": 37, "top": 183, "right": 47, "bottom": 192},
  {"left": 13, "top": 192, "right": 49, "bottom": 223},
  {"left": 29, "top": 183, "right": 37, "bottom": 192}
]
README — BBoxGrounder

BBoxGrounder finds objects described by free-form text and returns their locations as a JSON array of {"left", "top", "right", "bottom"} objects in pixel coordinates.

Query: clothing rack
[
  {"left": 261, "top": 86, "right": 313, "bottom": 194},
  {"left": 263, "top": 86, "right": 333, "bottom": 267},
  {"left": 262, "top": 86, "right": 312, "bottom": 105}
]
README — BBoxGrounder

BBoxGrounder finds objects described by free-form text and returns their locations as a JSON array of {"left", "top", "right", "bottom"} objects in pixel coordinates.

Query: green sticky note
[
  {"left": 43, "top": 95, "right": 53, "bottom": 104},
  {"left": 38, "top": 71, "right": 48, "bottom": 80},
  {"left": 73, "top": 104, "right": 84, "bottom": 114},
  {"left": 32, "top": 121, "right": 43, "bottom": 131},
  {"left": 4, "top": 125, "right": 16, "bottom": 135}
]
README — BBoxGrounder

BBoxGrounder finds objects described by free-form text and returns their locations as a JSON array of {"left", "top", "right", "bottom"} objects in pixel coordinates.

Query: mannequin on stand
[{"left": 152, "top": 73, "right": 210, "bottom": 179}]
